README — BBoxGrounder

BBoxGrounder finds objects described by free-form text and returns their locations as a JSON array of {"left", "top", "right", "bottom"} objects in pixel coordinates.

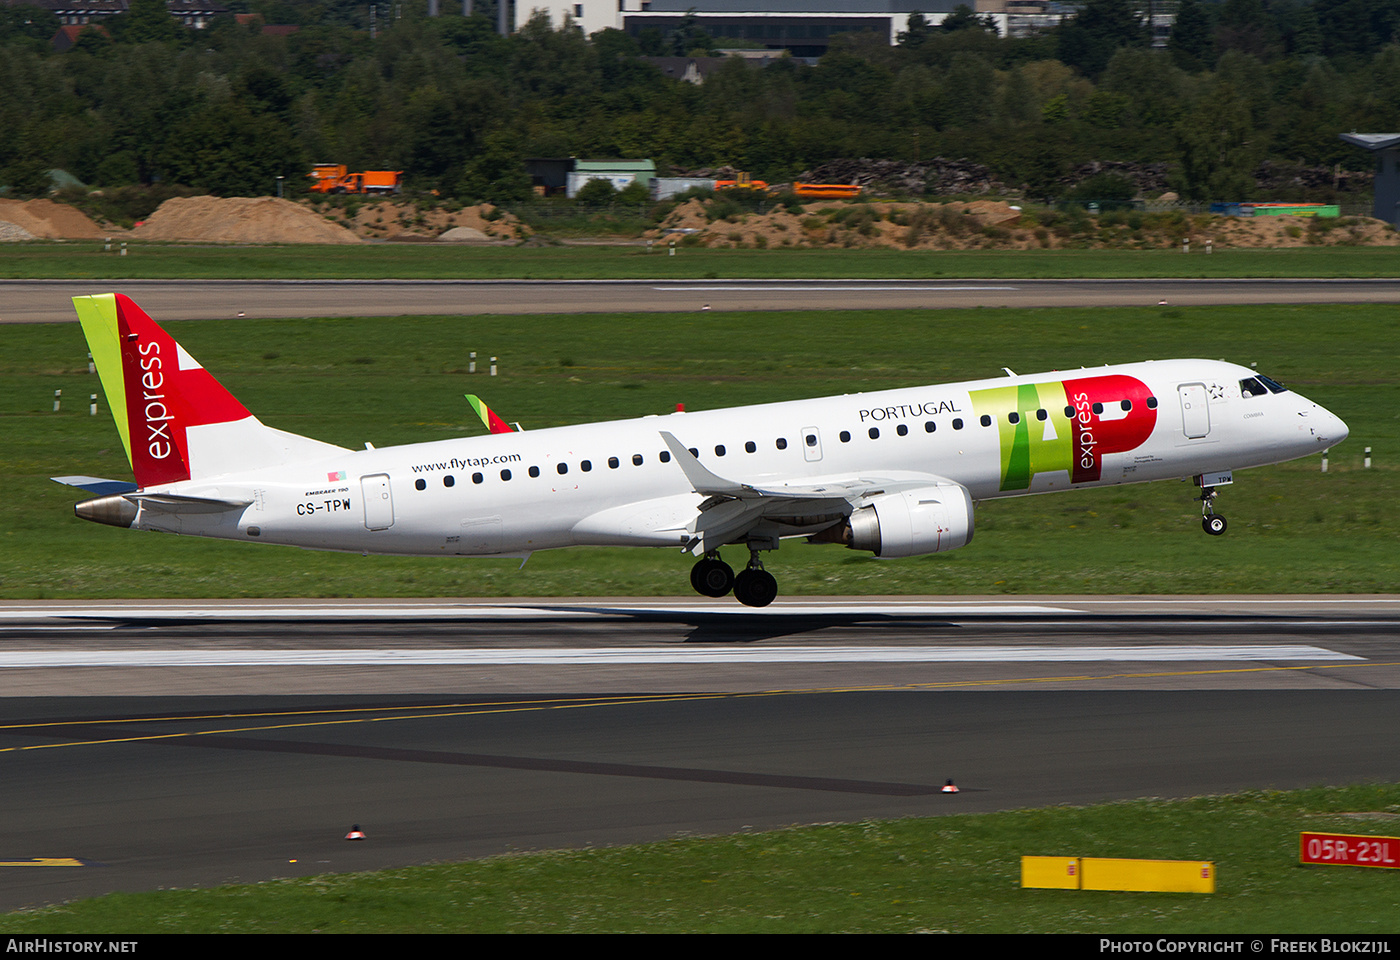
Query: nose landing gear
[{"left": 1198, "top": 486, "right": 1227, "bottom": 536}]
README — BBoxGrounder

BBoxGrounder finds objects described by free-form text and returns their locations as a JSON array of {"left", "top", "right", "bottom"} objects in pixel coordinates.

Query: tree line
[{"left": 2, "top": 0, "right": 1398, "bottom": 207}]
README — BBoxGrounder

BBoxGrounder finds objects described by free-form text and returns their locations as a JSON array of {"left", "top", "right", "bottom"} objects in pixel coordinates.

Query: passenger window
[
  {"left": 688, "top": 447, "right": 699, "bottom": 458},
  {"left": 528, "top": 466, "right": 540, "bottom": 478},
  {"left": 745, "top": 441, "right": 756, "bottom": 453},
  {"left": 1064, "top": 405, "right": 1074, "bottom": 418},
  {"left": 953, "top": 418, "right": 964, "bottom": 430},
  {"left": 608, "top": 457, "right": 619, "bottom": 469},
  {"left": 897, "top": 424, "right": 908, "bottom": 436},
  {"left": 500, "top": 469, "right": 511, "bottom": 481},
  {"left": 1008, "top": 412, "right": 1020, "bottom": 424},
  {"left": 775, "top": 438, "right": 787, "bottom": 450},
  {"left": 557, "top": 463, "right": 568, "bottom": 475},
  {"left": 415, "top": 479, "right": 426, "bottom": 491},
  {"left": 660, "top": 450, "right": 671, "bottom": 463},
  {"left": 804, "top": 435, "right": 817, "bottom": 447},
  {"left": 1147, "top": 396, "right": 1158, "bottom": 409},
  {"left": 925, "top": 421, "right": 935, "bottom": 433},
  {"left": 1092, "top": 402, "right": 1104, "bottom": 415},
  {"left": 1036, "top": 409, "right": 1047, "bottom": 421},
  {"left": 581, "top": 460, "right": 592, "bottom": 472},
  {"left": 444, "top": 475, "right": 455, "bottom": 487},
  {"left": 840, "top": 431, "right": 851, "bottom": 442},
  {"left": 633, "top": 454, "right": 643, "bottom": 466},
  {"left": 1121, "top": 400, "right": 1132, "bottom": 411},
  {"left": 714, "top": 445, "right": 725, "bottom": 456},
  {"left": 472, "top": 472, "right": 483, "bottom": 484},
  {"left": 868, "top": 427, "right": 879, "bottom": 439},
  {"left": 979, "top": 415, "right": 991, "bottom": 427}
]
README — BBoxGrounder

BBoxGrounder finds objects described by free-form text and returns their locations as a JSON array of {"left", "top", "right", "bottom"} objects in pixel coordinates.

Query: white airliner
[{"left": 56, "top": 294, "right": 1348, "bottom": 606}]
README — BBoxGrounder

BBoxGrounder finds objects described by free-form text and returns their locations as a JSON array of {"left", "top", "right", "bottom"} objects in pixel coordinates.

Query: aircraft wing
[{"left": 658, "top": 431, "right": 963, "bottom": 554}]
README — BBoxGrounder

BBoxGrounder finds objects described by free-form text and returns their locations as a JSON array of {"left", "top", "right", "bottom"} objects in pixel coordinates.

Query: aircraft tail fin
[
  {"left": 72, "top": 294, "right": 347, "bottom": 488},
  {"left": 466, "top": 394, "right": 516, "bottom": 434}
]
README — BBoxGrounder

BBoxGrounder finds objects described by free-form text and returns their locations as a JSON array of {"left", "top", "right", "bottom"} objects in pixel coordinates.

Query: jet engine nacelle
[{"left": 846, "top": 483, "right": 974, "bottom": 558}]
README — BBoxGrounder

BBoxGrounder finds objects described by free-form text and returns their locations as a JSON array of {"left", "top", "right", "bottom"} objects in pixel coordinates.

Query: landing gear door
[
  {"left": 1178, "top": 383, "right": 1210, "bottom": 439},
  {"left": 801, "top": 426, "right": 823, "bottom": 462},
  {"left": 360, "top": 474, "right": 394, "bottom": 530}
]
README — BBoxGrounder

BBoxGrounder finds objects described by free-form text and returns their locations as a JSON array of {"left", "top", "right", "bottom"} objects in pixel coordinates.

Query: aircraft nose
[
  {"left": 1329, "top": 410, "right": 1350, "bottom": 447},
  {"left": 1316, "top": 404, "right": 1349, "bottom": 448}
]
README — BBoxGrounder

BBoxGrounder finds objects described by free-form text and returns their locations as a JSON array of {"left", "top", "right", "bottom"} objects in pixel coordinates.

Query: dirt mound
[
  {"left": 311, "top": 201, "right": 528, "bottom": 242},
  {"left": 134, "top": 196, "right": 361, "bottom": 244},
  {"left": 0, "top": 198, "right": 106, "bottom": 239},
  {"left": 1205, "top": 213, "right": 1397, "bottom": 248},
  {"left": 651, "top": 198, "right": 1398, "bottom": 251}
]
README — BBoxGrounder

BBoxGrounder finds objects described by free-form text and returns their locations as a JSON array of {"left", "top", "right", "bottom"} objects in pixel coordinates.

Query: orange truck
[
  {"left": 792, "top": 182, "right": 862, "bottom": 199},
  {"left": 714, "top": 171, "right": 770, "bottom": 192},
  {"left": 308, "top": 164, "right": 404, "bottom": 195}
]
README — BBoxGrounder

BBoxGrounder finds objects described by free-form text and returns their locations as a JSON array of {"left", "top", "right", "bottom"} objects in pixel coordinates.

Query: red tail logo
[{"left": 114, "top": 295, "right": 250, "bottom": 487}]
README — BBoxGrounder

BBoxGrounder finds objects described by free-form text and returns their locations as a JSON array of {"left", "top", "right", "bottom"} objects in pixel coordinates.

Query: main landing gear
[
  {"left": 689, "top": 549, "right": 778, "bottom": 607},
  {"left": 690, "top": 554, "right": 734, "bottom": 597},
  {"left": 1197, "top": 485, "right": 1227, "bottom": 536}
]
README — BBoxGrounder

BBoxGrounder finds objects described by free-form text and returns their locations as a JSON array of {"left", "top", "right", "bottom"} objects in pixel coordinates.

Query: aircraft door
[
  {"left": 1178, "top": 383, "right": 1210, "bottom": 439},
  {"left": 360, "top": 474, "right": 394, "bottom": 530},
  {"left": 801, "top": 426, "right": 823, "bottom": 462}
]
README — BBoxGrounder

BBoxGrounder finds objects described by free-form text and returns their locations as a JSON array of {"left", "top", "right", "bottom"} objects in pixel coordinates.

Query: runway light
[
  {"left": 941, "top": 779, "right": 960, "bottom": 794},
  {"left": 345, "top": 825, "right": 366, "bottom": 841}
]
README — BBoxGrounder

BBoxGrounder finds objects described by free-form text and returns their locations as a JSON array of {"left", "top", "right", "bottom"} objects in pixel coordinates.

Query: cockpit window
[{"left": 1241, "top": 375, "right": 1288, "bottom": 397}]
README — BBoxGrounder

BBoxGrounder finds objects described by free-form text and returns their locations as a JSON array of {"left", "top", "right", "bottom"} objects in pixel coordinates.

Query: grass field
[
  {"left": 2, "top": 302, "right": 1394, "bottom": 598},
  {"left": 4, "top": 784, "right": 1398, "bottom": 932},
  {"left": 2, "top": 242, "right": 1400, "bottom": 279}
]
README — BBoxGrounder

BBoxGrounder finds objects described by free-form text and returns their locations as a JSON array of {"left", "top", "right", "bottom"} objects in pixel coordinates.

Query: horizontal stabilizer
[{"left": 52, "top": 476, "right": 139, "bottom": 496}]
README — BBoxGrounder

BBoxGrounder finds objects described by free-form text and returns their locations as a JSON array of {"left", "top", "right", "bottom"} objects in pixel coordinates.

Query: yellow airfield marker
[{"left": 1022, "top": 856, "right": 1216, "bottom": 893}]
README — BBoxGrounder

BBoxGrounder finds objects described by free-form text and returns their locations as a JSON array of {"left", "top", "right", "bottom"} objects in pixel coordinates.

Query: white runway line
[{"left": 0, "top": 645, "right": 1361, "bottom": 668}]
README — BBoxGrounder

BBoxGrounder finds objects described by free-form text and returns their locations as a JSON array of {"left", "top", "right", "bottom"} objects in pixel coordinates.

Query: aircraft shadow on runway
[
  {"left": 75, "top": 611, "right": 964, "bottom": 645},
  {"left": 60, "top": 607, "right": 1362, "bottom": 647}
]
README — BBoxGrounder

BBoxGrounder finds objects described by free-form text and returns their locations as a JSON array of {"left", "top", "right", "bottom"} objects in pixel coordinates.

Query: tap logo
[
  {"left": 970, "top": 375, "right": 1157, "bottom": 491},
  {"left": 115, "top": 295, "right": 250, "bottom": 488}
]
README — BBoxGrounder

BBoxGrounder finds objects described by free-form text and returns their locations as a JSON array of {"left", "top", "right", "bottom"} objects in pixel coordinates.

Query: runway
[
  {"left": 0, "top": 597, "right": 1396, "bottom": 911},
  {"left": 5, "top": 277, "right": 1400, "bottom": 322}
]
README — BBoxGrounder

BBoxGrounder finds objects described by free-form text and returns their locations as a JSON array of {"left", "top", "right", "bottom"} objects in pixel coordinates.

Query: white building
[{"left": 512, "top": 0, "right": 1002, "bottom": 55}]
